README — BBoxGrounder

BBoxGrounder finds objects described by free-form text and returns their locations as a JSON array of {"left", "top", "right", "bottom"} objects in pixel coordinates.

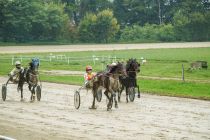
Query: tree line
[{"left": 0, "top": 0, "right": 209, "bottom": 43}]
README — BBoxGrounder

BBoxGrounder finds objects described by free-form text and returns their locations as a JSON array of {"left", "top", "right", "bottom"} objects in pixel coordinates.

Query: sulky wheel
[
  {"left": 36, "top": 85, "right": 42, "bottom": 101},
  {"left": 96, "top": 88, "right": 102, "bottom": 102},
  {"left": 74, "top": 90, "right": 80, "bottom": 109},
  {"left": 2, "top": 84, "right": 7, "bottom": 101},
  {"left": 128, "top": 87, "right": 135, "bottom": 102}
]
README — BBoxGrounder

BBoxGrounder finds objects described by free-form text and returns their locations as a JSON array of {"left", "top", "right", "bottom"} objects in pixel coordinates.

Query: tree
[
  {"left": 0, "top": 0, "right": 34, "bottom": 42},
  {"left": 0, "top": 0, "right": 70, "bottom": 42},
  {"left": 78, "top": 13, "right": 97, "bottom": 42},
  {"left": 94, "top": 9, "right": 119, "bottom": 42},
  {"left": 78, "top": 9, "right": 119, "bottom": 43}
]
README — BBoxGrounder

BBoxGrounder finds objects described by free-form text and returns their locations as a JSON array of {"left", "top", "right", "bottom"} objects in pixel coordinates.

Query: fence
[{"left": 8, "top": 54, "right": 121, "bottom": 70}]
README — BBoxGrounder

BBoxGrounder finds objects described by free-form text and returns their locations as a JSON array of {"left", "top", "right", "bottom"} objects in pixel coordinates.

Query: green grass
[
  {"left": 0, "top": 47, "right": 210, "bottom": 100},
  {"left": 41, "top": 75, "right": 83, "bottom": 85},
  {"left": 139, "top": 78, "right": 210, "bottom": 100},
  {"left": 1, "top": 47, "right": 210, "bottom": 80}
]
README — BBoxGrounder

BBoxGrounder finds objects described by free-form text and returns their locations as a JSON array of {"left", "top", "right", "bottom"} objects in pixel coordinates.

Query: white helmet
[
  {"left": 15, "top": 61, "right": 21, "bottom": 65},
  {"left": 111, "top": 62, "right": 117, "bottom": 66}
]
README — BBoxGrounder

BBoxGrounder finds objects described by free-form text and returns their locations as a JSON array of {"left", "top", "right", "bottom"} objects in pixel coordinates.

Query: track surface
[
  {"left": 0, "top": 77, "right": 210, "bottom": 140},
  {"left": 0, "top": 42, "right": 210, "bottom": 54}
]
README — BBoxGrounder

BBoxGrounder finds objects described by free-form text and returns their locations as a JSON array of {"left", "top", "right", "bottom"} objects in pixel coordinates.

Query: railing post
[{"left": 182, "top": 64, "right": 185, "bottom": 82}]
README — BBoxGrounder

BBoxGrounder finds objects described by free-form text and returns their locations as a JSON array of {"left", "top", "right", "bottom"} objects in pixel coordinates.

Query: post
[{"left": 182, "top": 64, "right": 185, "bottom": 82}]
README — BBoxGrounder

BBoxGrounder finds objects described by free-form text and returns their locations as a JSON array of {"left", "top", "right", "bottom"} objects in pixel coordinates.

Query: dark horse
[
  {"left": 18, "top": 58, "right": 40, "bottom": 102},
  {"left": 91, "top": 62, "right": 127, "bottom": 111},
  {"left": 118, "top": 58, "right": 140, "bottom": 102}
]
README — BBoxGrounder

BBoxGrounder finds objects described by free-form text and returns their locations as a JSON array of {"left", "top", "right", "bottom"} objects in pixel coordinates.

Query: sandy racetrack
[
  {"left": 0, "top": 42, "right": 210, "bottom": 54},
  {"left": 0, "top": 77, "right": 210, "bottom": 140}
]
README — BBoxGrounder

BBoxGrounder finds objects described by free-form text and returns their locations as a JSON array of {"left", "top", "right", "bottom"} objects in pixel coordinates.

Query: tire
[
  {"left": 96, "top": 89, "right": 102, "bottom": 102},
  {"left": 2, "top": 84, "right": 7, "bottom": 101},
  {"left": 36, "top": 85, "right": 41, "bottom": 101},
  {"left": 128, "top": 87, "right": 135, "bottom": 102},
  {"left": 74, "top": 91, "right": 80, "bottom": 109}
]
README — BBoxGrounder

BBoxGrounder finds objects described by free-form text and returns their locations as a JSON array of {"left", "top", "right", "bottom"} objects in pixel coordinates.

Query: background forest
[{"left": 0, "top": 0, "right": 210, "bottom": 43}]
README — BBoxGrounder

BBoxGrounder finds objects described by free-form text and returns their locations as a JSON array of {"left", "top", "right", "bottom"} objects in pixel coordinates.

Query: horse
[
  {"left": 118, "top": 58, "right": 140, "bottom": 102},
  {"left": 18, "top": 58, "right": 40, "bottom": 102},
  {"left": 90, "top": 62, "right": 127, "bottom": 111}
]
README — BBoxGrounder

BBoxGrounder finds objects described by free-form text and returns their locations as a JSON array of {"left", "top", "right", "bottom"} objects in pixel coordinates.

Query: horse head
[
  {"left": 113, "top": 62, "right": 127, "bottom": 77},
  {"left": 30, "top": 58, "right": 40, "bottom": 73},
  {"left": 126, "top": 58, "right": 140, "bottom": 74}
]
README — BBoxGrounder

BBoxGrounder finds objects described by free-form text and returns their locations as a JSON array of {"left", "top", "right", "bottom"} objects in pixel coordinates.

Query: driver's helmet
[
  {"left": 111, "top": 62, "right": 117, "bottom": 66},
  {"left": 86, "top": 65, "right": 92, "bottom": 71},
  {"left": 15, "top": 61, "right": 21, "bottom": 68},
  {"left": 31, "top": 58, "right": 40, "bottom": 68}
]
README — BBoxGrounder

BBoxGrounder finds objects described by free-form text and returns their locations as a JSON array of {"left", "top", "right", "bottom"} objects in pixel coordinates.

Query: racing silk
[
  {"left": 10, "top": 67, "right": 24, "bottom": 77},
  {"left": 84, "top": 73, "right": 95, "bottom": 81},
  {"left": 9, "top": 67, "right": 24, "bottom": 81}
]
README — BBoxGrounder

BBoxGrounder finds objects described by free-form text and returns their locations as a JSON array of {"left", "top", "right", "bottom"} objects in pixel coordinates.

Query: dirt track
[
  {"left": 0, "top": 77, "right": 210, "bottom": 140},
  {"left": 0, "top": 42, "right": 210, "bottom": 54}
]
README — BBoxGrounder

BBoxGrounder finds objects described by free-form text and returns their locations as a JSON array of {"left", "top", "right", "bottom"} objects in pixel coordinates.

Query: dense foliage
[{"left": 0, "top": 0, "right": 209, "bottom": 43}]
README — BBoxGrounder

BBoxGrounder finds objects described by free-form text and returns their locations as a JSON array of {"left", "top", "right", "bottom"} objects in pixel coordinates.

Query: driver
[
  {"left": 84, "top": 65, "right": 95, "bottom": 88},
  {"left": 9, "top": 61, "right": 24, "bottom": 83}
]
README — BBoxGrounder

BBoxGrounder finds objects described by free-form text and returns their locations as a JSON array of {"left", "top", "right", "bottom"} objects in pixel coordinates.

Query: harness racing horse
[
  {"left": 91, "top": 62, "right": 127, "bottom": 111},
  {"left": 19, "top": 58, "right": 40, "bottom": 102},
  {"left": 118, "top": 58, "right": 140, "bottom": 102}
]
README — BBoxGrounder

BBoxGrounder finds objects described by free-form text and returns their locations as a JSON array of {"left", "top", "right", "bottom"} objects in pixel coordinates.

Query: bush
[
  {"left": 120, "top": 24, "right": 175, "bottom": 43},
  {"left": 158, "top": 24, "right": 176, "bottom": 41}
]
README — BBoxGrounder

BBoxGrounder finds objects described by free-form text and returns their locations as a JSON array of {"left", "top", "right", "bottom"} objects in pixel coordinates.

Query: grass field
[{"left": 0, "top": 47, "right": 210, "bottom": 100}]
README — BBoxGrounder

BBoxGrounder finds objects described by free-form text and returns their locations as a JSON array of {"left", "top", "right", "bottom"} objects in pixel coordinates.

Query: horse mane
[
  {"left": 126, "top": 58, "right": 136, "bottom": 70},
  {"left": 109, "top": 64, "right": 118, "bottom": 73}
]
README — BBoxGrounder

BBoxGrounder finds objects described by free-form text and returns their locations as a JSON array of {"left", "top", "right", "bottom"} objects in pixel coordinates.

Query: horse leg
[
  {"left": 20, "top": 85, "right": 24, "bottom": 101},
  {"left": 113, "top": 92, "right": 118, "bottom": 108},
  {"left": 30, "top": 86, "right": 35, "bottom": 102},
  {"left": 28, "top": 84, "right": 32, "bottom": 91},
  {"left": 118, "top": 85, "right": 124, "bottom": 102},
  {"left": 32, "top": 86, "right": 36, "bottom": 101},
  {"left": 137, "top": 85, "right": 140, "bottom": 98},
  {"left": 104, "top": 90, "right": 109, "bottom": 100},
  {"left": 126, "top": 87, "right": 129, "bottom": 103},
  {"left": 20, "top": 87, "right": 24, "bottom": 101},
  {"left": 18, "top": 81, "right": 24, "bottom": 101},
  {"left": 103, "top": 90, "right": 111, "bottom": 111},
  {"left": 107, "top": 88, "right": 116, "bottom": 111},
  {"left": 89, "top": 89, "right": 97, "bottom": 109}
]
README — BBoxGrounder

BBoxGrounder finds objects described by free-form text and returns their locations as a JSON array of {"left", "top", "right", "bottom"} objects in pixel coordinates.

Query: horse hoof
[
  {"left": 89, "top": 106, "right": 97, "bottom": 110},
  {"left": 138, "top": 94, "right": 140, "bottom": 98},
  {"left": 107, "top": 108, "right": 112, "bottom": 111},
  {"left": 115, "top": 105, "right": 118, "bottom": 108},
  {"left": 20, "top": 98, "right": 24, "bottom": 102}
]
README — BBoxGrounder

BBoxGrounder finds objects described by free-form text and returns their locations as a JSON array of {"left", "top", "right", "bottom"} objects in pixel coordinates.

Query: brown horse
[
  {"left": 90, "top": 62, "right": 127, "bottom": 111},
  {"left": 18, "top": 58, "right": 40, "bottom": 102}
]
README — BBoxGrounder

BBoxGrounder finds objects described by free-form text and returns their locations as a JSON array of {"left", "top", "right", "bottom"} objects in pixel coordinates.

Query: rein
[
  {"left": 127, "top": 70, "right": 138, "bottom": 73},
  {"left": 29, "top": 72, "right": 39, "bottom": 77}
]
